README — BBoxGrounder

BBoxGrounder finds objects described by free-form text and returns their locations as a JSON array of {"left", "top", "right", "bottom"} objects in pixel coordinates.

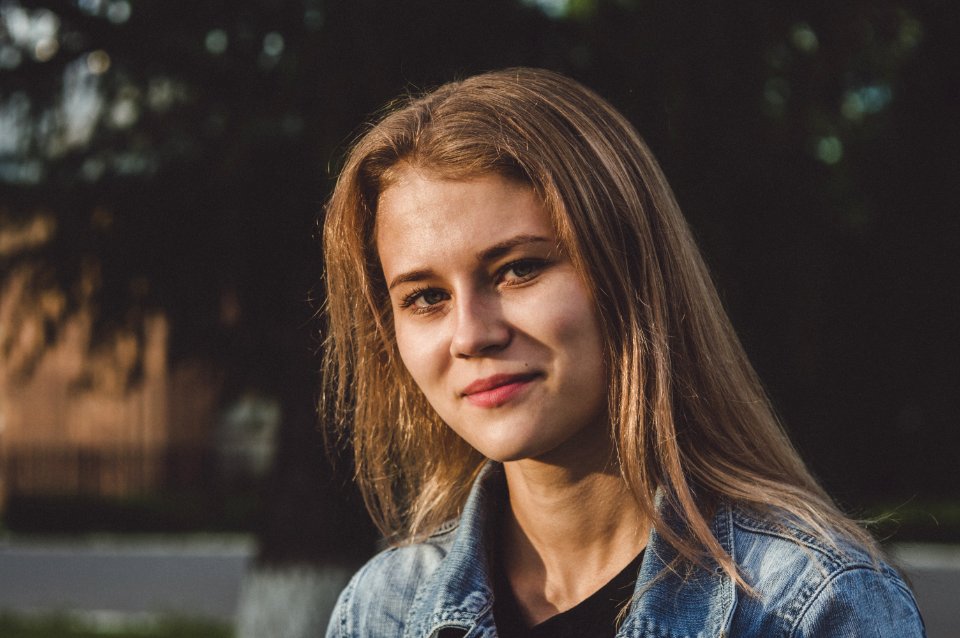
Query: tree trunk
[{"left": 233, "top": 308, "right": 375, "bottom": 637}]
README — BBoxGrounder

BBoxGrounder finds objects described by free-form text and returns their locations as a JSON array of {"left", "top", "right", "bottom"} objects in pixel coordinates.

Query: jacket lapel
[
  {"left": 404, "top": 464, "right": 738, "bottom": 638},
  {"left": 404, "top": 464, "right": 501, "bottom": 638},
  {"left": 617, "top": 499, "right": 737, "bottom": 637}
]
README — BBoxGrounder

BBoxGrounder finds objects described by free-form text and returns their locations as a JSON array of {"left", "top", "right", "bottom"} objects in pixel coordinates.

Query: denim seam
[
  {"left": 336, "top": 564, "right": 360, "bottom": 637},
  {"left": 786, "top": 565, "right": 903, "bottom": 638},
  {"left": 731, "top": 510, "right": 864, "bottom": 570}
]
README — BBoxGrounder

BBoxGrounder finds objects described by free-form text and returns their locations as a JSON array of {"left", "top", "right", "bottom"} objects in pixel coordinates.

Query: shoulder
[
  {"left": 325, "top": 522, "right": 457, "bottom": 638},
  {"left": 728, "top": 506, "right": 926, "bottom": 637}
]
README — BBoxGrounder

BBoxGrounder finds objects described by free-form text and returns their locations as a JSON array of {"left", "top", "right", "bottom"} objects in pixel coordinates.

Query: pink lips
[{"left": 461, "top": 373, "right": 539, "bottom": 408}]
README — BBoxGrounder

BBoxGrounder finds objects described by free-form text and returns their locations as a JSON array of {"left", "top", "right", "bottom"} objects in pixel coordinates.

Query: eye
[
  {"left": 498, "top": 259, "right": 545, "bottom": 284},
  {"left": 418, "top": 289, "right": 447, "bottom": 306},
  {"left": 399, "top": 286, "right": 449, "bottom": 313}
]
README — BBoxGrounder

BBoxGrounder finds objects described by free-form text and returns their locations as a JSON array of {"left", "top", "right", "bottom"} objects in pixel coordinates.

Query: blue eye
[
  {"left": 500, "top": 259, "right": 545, "bottom": 283},
  {"left": 417, "top": 289, "right": 447, "bottom": 306},
  {"left": 508, "top": 262, "right": 535, "bottom": 277},
  {"left": 399, "top": 287, "right": 448, "bottom": 313}
]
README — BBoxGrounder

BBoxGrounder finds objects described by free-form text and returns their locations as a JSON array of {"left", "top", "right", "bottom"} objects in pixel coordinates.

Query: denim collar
[
  {"left": 619, "top": 488, "right": 737, "bottom": 638},
  {"left": 403, "top": 463, "right": 500, "bottom": 637},
  {"left": 404, "top": 462, "right": 737, "bottom": 638}
]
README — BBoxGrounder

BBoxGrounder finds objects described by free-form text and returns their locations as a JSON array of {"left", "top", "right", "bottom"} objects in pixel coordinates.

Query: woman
[{"left": 321, "top": 68, "right": 924, "bottom": 637}]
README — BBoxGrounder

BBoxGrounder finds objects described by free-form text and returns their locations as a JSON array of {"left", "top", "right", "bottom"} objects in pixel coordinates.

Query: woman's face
[{"left": 375, "top": 167, "right": 608, "bottom": 464}]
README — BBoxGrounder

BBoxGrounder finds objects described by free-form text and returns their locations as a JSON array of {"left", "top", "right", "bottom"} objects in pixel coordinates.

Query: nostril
[{"left": 450, "top": 303, "right": 510, "bottom": 358}]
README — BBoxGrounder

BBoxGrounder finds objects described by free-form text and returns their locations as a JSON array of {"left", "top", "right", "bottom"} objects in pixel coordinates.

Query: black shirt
[{"left": 493, "top": 550, "right": 644, "bottom": 638}]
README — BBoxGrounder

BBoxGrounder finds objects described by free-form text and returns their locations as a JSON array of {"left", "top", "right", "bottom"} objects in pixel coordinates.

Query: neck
[{"left": 500, "top": 453, "right": 648, "bottom": 625}]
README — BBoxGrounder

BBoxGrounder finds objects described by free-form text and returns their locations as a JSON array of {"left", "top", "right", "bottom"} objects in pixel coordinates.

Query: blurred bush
[{"left": 868, "top": 501, "right": 960, "bottom": 544}]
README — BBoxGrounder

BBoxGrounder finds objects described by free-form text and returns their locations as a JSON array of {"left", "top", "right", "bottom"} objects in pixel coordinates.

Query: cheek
[
  {"left": 394, "top": 325, "right": 420, "bottom": 377},
  {"left": 394, "top": 323, "right": 441, "bottom": 391},
  {"left": 545, "top": 293, "right": 604, "bottom": 357},
  {"left": 543, "top": 294, "right": 607, "bottom": 397},
  {"left": 394, "top": 324, "right": 460, "bottom": 426}
]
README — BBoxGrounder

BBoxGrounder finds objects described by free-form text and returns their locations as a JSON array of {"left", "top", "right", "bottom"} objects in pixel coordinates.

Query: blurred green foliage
[{"left": 868, "top": 501, "right": 960, "bottom": 544}]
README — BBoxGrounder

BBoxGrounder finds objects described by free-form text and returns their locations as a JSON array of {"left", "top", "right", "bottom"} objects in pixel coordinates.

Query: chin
[
  {"left": 471, "top": 439, "right": 556, "bottom": 464},
  {"left": 483, "top": 450, "right": 532, "bottom": 464},
  {"left": 451, "top": 423, "right": 548, "bottom": 464}
]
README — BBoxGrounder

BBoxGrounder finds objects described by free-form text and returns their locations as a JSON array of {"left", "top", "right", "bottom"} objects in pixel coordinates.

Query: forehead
[{"left": 374, "top": 168, "right": 556, "bottom": 273}]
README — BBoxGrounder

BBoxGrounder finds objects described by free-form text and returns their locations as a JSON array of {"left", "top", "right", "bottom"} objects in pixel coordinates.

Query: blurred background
[{"left": 1, "top": 0, "right": 957, "bottom": 636}]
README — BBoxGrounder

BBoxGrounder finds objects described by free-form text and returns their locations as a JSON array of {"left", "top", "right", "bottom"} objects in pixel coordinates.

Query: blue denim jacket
[{"left": 326, "top": 464, "right": 925, "bottom": 637}]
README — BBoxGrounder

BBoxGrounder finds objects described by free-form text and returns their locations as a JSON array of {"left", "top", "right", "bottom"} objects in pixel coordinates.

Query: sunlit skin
[
  {"left": 376, "top": 169, "right": 606, "bottom": 464},
  {"left": 376, "top": 167, "right": 648, "bottom": 624}
]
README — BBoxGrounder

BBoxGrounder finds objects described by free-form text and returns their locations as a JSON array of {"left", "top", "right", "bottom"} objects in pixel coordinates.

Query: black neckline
[{"left": 493, "top": 549, "right": 644, "bottom": 638}]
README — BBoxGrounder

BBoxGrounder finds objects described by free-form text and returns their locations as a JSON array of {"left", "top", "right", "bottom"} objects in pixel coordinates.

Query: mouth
[{"left": 461, "top": 373, "right": 540, "bottom": 408}]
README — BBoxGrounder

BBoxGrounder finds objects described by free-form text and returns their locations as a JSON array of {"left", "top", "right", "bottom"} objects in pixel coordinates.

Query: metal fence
[{"left": 1, "top": 446, "right": 219, "bottom": 499}]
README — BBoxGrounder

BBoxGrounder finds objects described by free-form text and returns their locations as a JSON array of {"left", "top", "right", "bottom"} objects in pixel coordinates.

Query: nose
[{"left": 450, "top": 292, "right": 511, "bottom": 358}]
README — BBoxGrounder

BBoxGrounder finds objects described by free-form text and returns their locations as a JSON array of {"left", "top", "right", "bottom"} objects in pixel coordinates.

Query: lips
[{"left": 461, "top": 373, "right": 540, "bottom": 408}]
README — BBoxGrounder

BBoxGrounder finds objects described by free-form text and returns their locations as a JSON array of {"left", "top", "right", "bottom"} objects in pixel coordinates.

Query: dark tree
[{"left": 2, "top": 1, "right": 956, "bottom": 634}]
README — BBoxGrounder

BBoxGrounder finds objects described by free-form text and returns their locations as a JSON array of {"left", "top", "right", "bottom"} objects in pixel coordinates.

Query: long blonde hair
[{"left": 321, "top": 67, "right": 878, "bottom": 585}]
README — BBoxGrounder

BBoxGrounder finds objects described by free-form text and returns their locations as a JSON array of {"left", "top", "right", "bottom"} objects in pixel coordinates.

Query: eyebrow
[
  {"left": 476, "top": 234, "right": 552, "bottom": 263},
  {"left": 386, "top": 234, "right": 552, "bottom": 291}
]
